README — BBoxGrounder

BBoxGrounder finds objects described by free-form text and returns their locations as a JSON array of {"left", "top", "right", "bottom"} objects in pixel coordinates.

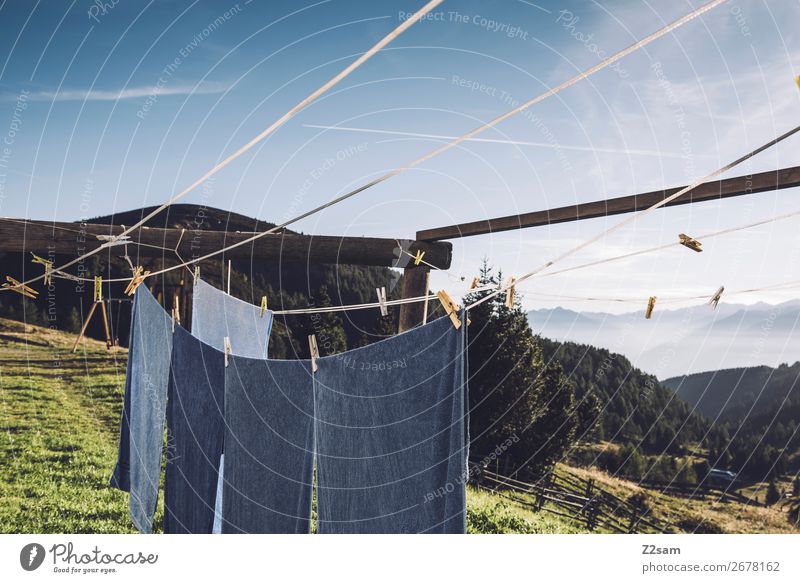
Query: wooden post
[
  {"left": 71, "top": 300, "right": 113, "bottom": 351},
  {"left": 397, "top": 265, "right": 430, "bottom": 332},
  {"left": 99, "top": 300, "right": 112, "bottom": 348},
  {"left": 585, "top": 479, "right": 598, "bottom": 531},
  {"left": 72, "top": 301, "right": 98, "bottom": 352}
]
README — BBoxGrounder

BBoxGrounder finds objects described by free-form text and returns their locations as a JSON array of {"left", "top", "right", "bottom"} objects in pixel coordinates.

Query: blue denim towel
[
  {"left": 109, "top": 293, "right": 136, "bottom": 493},
  {"left": 191, "top": 279, "right": 273, "bottom": 359},
  {"left": 109, "top": 286, "right": 173, "bottom": 533},
  {"left": 163, "top": 324, "right": 225, "bottom": 533},
  {"left": 190, "top": 279, "right": 274, "bottom": 529},
  {"left": 221, "top": 355, "right": 315, "bottom": 533},
  {"left": 314, "top": 314, "right": 468, "bottom": 534},
  {"left": 212, "top": 454, "right": 224, "bottom": 534}
]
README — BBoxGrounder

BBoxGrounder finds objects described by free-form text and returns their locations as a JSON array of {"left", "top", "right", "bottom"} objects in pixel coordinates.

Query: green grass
[
  {"left": 0, "top": 318, "right": 141, "bottom": 533},
  {"left": 466, "top": 487, "right": 583, "bottom": 534},
  {"left": 3, "top": 317, "right": 794, "bottom": 534},
  {"left": 2, "top": 317, "right": 582, "bottom": 534}
]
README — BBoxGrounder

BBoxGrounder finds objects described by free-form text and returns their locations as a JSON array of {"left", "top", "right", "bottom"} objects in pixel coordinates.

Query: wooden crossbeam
[
  {"left": 0, "top": 219, "right": 452, "bottom": 270},
  {"left": 416, "top": 166, "right": 800, "bottom": 241}
]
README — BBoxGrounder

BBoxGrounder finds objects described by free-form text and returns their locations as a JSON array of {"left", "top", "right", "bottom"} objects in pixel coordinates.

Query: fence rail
[
  {"left": 629, "top": 477, "right": 765, "bottom": 507},
  {"left": 473, "top": 464, "right": 672, "bottom": 534}
]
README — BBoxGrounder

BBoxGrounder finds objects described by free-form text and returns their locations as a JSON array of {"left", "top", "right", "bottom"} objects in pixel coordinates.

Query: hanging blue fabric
[
  {"left": 163, "top": 325, "right": 225, "bottom": 533},
  {"left": 109, "top": 286, "right": 173, "bottom": 533},
  {"left": 191, "top": 278, "right": 273, "bottom": 359},
  {"left": 221, "top": 355, "right": 315, "bottom": 533},
  {"left": 111, "top": 281, "right": 276, "bottom": 532},
  {"left": 191, "top": 278, "right": 274, "bottom": 531},
  {"left": 314, "top": 314, "right": 468, "bottom": 534}
]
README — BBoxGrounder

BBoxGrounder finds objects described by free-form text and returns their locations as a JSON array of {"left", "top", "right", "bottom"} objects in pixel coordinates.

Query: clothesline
[
  {"left": 216, "top": 276, "right": 800, "bottom": 317},
  {"left": 7, "top": 199, "right": 800, "bottom": 315},
  {"left": 1, "top": 0, "right": 445, "bottom": 292},
  {"left": 519, "top": 279, "right": 800, "bottom": 305},
  {"left": 1, "top": 0, "right": 727, "bottom": 293},
  {"left": 539, "top": 206, "right": 800, "bottom": 280},
  {"left": 465, "top": 123, "right": 800, "bottom": 312}
]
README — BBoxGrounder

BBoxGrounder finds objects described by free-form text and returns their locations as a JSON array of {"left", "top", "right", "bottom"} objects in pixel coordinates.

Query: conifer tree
[
  {"left": 463, "top": 260, "right": 578, "bottom": 477},
  {"left": 309, "top": 284, "right": 347, "bottom": 356}
]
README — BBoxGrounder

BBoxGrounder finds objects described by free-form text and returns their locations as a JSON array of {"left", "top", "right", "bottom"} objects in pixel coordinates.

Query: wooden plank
[
  {"left": 398, "top": 265, "right": 430, "bottom": 332},
  {"left": 0, "top": 219, "right": 452, "bottom": 269},
  {"left": 417, "top": 166, "right": 800, "bottom": 241}
]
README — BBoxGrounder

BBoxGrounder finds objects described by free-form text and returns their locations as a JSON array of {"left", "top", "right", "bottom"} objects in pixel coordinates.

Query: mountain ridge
[{"left": 528, "top": 300, "right": 800, "bottom": 378}]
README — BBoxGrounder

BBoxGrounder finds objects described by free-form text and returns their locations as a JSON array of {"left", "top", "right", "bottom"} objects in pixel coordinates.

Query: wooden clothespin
[
  {"left": 645, "top": 296, "right": 657, "bottom": 319},
  {"left": 470, "top": 277, "right": 479, "bottom": 290},
  {"left": 2, "top": 276, "right": 38, "bottom": 299},
  {"left": 93, "top": 276, "right": 103, "bottom": 302},
  {"left": 260, "top": 295, "right": 268, "bottom": 318},
  {"left": 223, "top": 336, "right": 232, "bottom": 368},
  {"left": 95, "top": 234, "right": 131, "bottom": 247},
  {"left": 193, "top": 265, "right": 200, "bottom": 285},
  {"left": 708, "top": 286, "right": 724, "bottom": 309},
  {"left": 436, "top": 290, "right": 461, "bottom": 329},
  {"left": 678, "top": 233, "right": 703, "bottom": 252},
  {"left": 124, "top": 266, "right": 149, "bottom": 296},
  {"left": 31, "top": 253, "right": 53, "bottom": 286},
  {"left": 505, "top": 277, "right": 517, "bottom": 309},
  {"left": 413, "top": 249, "right": 425, "bottom": 266},
  {"left": 376, "top": 287, "right": 388, "bottom": 316},
  {"left": 308, "top": 335, "right": 319, "bottom": 373}
]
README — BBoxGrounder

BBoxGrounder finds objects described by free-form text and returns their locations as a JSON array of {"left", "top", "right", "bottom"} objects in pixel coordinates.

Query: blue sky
[{"left": 0, "top": 0, "right": 798, "bottom": 313}]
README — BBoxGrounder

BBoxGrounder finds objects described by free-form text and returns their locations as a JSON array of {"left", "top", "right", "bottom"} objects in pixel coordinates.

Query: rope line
[
  {"left": 539, "top": 207, "right": 800, "bottom": 279},
  {"left": 2, "top": 0, "right": 446, "bottom": 292},
  {"left": 5, "top": 195, "right": 799, "bottom": 312},
  {"left": 2, "top": 0, "right": 728, "bottom": 293},
  {"left": 466, "top": 123, "right": 800, "bottom": 311}
]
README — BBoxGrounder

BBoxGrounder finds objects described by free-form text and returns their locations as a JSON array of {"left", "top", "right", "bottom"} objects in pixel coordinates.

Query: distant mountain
[
  {"left": 89, "top": 204, "right": 279, "bottom": 233},
  {"left": 528, "top": 300, "right": 800, "bottom": 378},
  {"left": 539, "top": 337, "right": 708, "bottom": 454}
]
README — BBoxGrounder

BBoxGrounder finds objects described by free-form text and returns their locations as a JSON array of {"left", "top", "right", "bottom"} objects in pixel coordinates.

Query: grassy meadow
[{"left": 0, "top": 317, "right": 796, "bottom": 534}]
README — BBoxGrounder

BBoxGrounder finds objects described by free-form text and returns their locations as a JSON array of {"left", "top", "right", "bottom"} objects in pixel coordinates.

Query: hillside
[
  {"left": 539, "top": 337, "right": 708, "bottom": 454},
  {"left": 2, "top": 318, "right": 795, "bottom": 534},
  {"left": 528, "top": 301, "right": 800, "bottom": 377},
  {"left": 663, "top": 364, "right": 800, "bottom": 421},
  {"left": 664, "top": 364, "right": 800, "bottom": 478}
]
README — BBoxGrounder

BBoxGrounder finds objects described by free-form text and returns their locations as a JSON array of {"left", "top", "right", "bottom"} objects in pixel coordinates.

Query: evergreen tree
[
  {"left": 575, "top": 385, "right": 603, "bottom": 441},
  {"left": 676, "top": 461, "right": 697, "bottom": 484},
  {"left": 307, "top": 284, "right": 347, "bottom": 357},
  {"left": 765, "top": 481, "right": 781, "bottom": 505},
  {"left": 463, "top": 261, "right": 577, "bottom": 477},
  {"left": 65, "top": 307, "right": 82, "bottom": 333}
]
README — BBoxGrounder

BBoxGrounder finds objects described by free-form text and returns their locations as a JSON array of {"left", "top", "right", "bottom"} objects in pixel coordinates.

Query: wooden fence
[
  {"left": 473, "top": 465, "right": 672, "bottom": 534},
  {"left": 629, "top": 477, "right": 765, "bottom": 507}
]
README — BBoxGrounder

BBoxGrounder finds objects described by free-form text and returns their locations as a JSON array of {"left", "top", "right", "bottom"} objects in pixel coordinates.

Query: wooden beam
[
  {"left": 0, "top": 219, "right": 452, "bottom": 270},
  {"left": 398, "top": 265, "right": 430, "bottom": 332},
  {"left": 416, "top": 166, "right": 800, "bottom": 241}
]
